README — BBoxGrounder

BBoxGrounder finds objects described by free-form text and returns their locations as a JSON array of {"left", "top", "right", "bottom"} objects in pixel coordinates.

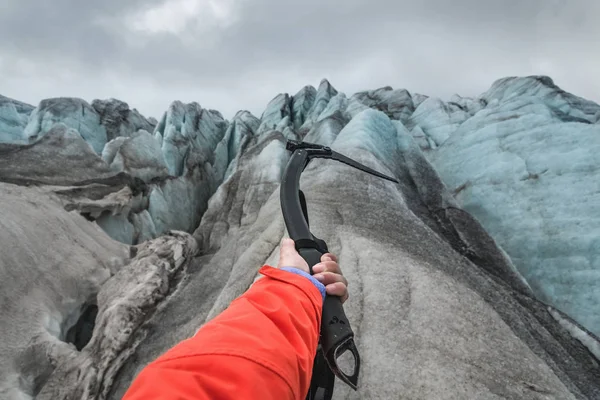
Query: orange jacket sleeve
[{"left": 122, "top": 265, "right": 324, "bottom": 400}]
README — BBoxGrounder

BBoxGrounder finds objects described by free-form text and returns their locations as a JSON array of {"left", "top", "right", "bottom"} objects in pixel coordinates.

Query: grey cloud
[{"left": 0, "top": 0, "right": 598, "bottom": 118}]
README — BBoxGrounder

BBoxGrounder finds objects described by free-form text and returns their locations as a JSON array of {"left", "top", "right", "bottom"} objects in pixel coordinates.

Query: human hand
[
  {"left": 312, "top": 253, "right": 349, "bottom": 303},
  {"left": 277, "top": 238, "right": 349, "bottom": 303},
  {"left": 278, "top": 238, "right": 311, "bottom": 274}
]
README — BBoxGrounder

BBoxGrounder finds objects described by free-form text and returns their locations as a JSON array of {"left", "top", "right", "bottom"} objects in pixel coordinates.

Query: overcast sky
[{"left": 0, "top": 0, "right": 598, "bottom": 119}]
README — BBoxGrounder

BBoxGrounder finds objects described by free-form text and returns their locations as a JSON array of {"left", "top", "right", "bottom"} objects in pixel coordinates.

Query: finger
[
  {"left": 325, "top": 282, "right": 349, "bottom": 303},
  {"left": 312, "top": 260, "right": 340, "bottom": 274},
  {"left": 321, "top": 253, "right": 338, "bottom": 263},
  {"left": 313, "top": 271, "right": 348, "bottom": 288}
]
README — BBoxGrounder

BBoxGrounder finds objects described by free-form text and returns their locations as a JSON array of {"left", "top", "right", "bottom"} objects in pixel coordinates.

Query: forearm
[{"left": 123, "top": 266, "right": 324, "bottom": 400}]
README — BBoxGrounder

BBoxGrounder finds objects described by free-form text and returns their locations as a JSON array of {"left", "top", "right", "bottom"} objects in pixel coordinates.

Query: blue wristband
[{"left": 280, "top": 267, "right": 326, "bottom": 302}]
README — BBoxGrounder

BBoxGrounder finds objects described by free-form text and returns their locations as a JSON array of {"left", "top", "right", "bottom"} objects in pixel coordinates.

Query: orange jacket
[{"left": 122, "top": 265, "right": 324, "bottom": 400}]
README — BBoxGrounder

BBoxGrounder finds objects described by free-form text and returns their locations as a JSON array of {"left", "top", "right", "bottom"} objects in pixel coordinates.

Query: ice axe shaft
[{"left": 280, "top": 140, "right": 398, "bottom": 399}]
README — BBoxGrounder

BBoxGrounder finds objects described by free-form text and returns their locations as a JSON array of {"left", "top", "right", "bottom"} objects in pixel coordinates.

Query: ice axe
[{"left": 280, "top": 140, "right": 398, "bottom": 400}]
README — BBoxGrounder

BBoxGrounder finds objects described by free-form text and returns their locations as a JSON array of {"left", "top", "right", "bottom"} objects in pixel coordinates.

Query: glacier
[
  {"left": 0, "top": 95, "right": 34, "bottom": 144},
  {"left": 0, "top": 75, "right": 599, "bottom": 399},
  {"left": 426, "top": 76, "right": 600, "bottom": 335}
]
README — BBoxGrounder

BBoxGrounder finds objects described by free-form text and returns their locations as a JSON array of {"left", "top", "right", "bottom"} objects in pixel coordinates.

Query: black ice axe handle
[{"left": 280, "top": 140, "right": 399, "bottom": 394}]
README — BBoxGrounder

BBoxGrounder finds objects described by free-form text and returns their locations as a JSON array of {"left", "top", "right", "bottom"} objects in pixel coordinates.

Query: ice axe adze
[{"left": 280, "top": 140, "right": 399, "bottom": 400}]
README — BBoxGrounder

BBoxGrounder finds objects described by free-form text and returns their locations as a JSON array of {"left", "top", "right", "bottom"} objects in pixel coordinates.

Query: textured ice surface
[
  {"left": 223, "top": 110, "right": 260, "bottom": 181},
  {"left": 0, "top": 123, "right": 116, "bottom": 185},
  {"left": 407, "top": 97, "right": 470, "bottom": 147},
  {"left": 301, "top": 79, "right": 338, "bottom": 131},
  {"left": 0, "top": 112, "right": 228, "bottom": 247},
  {"left": 153, "top": 101, "right": 228, "bottom": 176},
  {"left": 36, "top": 232, "right": 197, "bottom": 400},
  {"left": 482, "top": 76, "right": 600, "bottom": 123},
  {"left": 226, "top": 110, "right": 259, "bottom": 162},
  {"left": 23, "top": 98, "right": 108, "bottom": 153},
  {"left": 291, "top": 85, "right": 317, "bottom": 129},
  {"left": 91, "top": 99, "right": 156, "bottom": 141},
  {"left": 1, "top": 75, "right": 599, "bottom": 399},
  {"left": 351, "top": 86, "right": 414, "bottom": 123},
  {"left": 317, "top": 93, "right": 350, "bottom": 122},
  {"left": 96, "top": 212, "right": 135, "bottom": 245},
  {"left": 428, "top": 77, "right": 600, "bottom": 335},
  {"left": 0, "top": 95, "right": 34, "bottom": 144},
  {"left": 0, "top": 182, "right": 129, "bottom": 399},
  {"left": 110, "top": 109, "right": 598, "bottom": 399},
  {"left": 549, "top": 307, "right": 600, "bottom": 361},
  {"left": 257, "top": 93, "right": 292, "bottom": 135},
  {"left": 102, "top": 130, "right": 169, "bottom": 182}
]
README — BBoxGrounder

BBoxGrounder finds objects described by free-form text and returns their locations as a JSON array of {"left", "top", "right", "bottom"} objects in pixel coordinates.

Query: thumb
[
  {"left": 279, "top": 238, "right": 297, "bottom": 260},
  {"left": 278, "top": 238, "right": 310, "bottom": 273}
]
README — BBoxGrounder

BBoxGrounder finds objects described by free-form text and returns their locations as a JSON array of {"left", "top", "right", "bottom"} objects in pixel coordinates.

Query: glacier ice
[
  {"left": 36, "top": 232, "right": 198, "bottom": 400},
  {"left": 102, "top": 130, "right": 169, "bottom": 182},
  {"left": 351, "top": 86, "right": 415, "bottom": 123},
  {"left": 317, "top": 93, "right": 350, "bottom": 123},
  {"left": 24, "top": 98, "right": 108, "bottom": 154},
  {"left": 222, "top": 110, "right": 260, "bottom": 181},
  {"left": 0, "top": 182, "right": 129, "bottom": 399},
  {"left": 91, "top": 98, "right": 156, "bottom": 142},
  {"left": 407, "top": 97, "right": 470, "bottom": 147},
  {"left": 257, "top": 93, "right": 292, "bottom": 135},
  {"left": 0, "top": 123, "right": 116, "bottom": 185},
  {"left": 1, "top": 75, "right": 600, "bottom": 399},
  {"left": 96, "top": 212, "right": 136, "bottom": 245},
  {"left": 291, "top": 85, "right": 317, "bottom": 130},
  {"left": 0, "top": 105, "right": 233, "bottom": 247},
  {"left": 428, "top": 79, "right": 600, "bottom": 335},
  {"left": 225, "top": 110, "right": 260, "bottom": 162},
  {"left": 153, "top": 101, "right": 228, "bottom": 177},
  {"left": 0, "top": 95, "right": 34, "bottom": 144},
  {"left": 300, "top": 79, "right": 338, "bottom": 131},
  {"left": 482, "top": 76, "right": 600, "bottom": 123},
  {"left": 549, "top": 307, "right": 600, "bottom": 361}
]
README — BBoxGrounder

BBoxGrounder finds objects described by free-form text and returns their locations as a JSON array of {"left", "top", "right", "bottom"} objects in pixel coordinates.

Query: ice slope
[
  {"left": 105, "top": 108, "right": 598, "bottom": 399},
  {"left": 0, "top": 182, "right": 129, "bottom": 400},
  {"left": 427, "top": 76, "right": 600, "bottom": 335}
]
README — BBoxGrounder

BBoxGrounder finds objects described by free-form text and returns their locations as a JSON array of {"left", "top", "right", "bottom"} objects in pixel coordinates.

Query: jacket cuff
[
  {"left": 259, "top": 266, "right": 325, "bottom": 307},
  {"left": 280, "top": 267, "right": 327, "bottom": 301}
]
